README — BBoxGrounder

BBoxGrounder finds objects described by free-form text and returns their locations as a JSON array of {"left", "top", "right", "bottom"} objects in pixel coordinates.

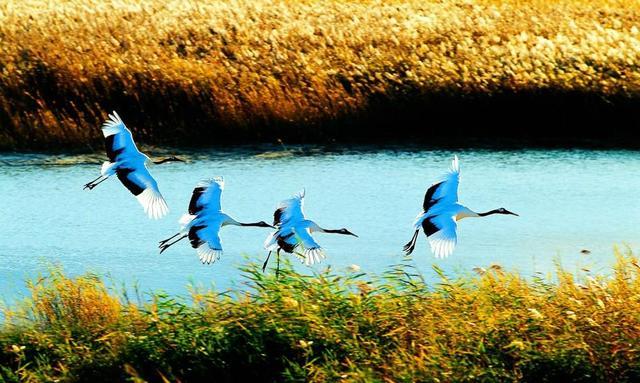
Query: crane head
[
  {"left": 337, "top": 228, "right": 358, "bottom": 237},
  {"left": 497, "top": 208, "right": 519, "bottom": 216}
]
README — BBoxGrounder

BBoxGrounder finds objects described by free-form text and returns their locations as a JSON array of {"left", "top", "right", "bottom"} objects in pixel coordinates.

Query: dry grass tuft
[{"left": 2, "top": 251, "right": 640, "bottom": 381}]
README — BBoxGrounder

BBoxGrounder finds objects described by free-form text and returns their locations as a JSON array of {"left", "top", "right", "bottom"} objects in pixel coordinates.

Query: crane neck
[
  {"left": 317, "top": 227, "right": 358, "bottom": 237},
  {"left": 478, "top": 209, "right": 501, "bottom": 217},
  {"left": 455, "top": 206, "right": 480, "bottom": 220},
  {"left": 239, "top": 221, "right": 274, "bottom": 228},
  {"left": 303, "top": 220, "right": 322, "bottom": 232},
  {"left": 153, "top": 156, "right": 185, "bottom": 165}
]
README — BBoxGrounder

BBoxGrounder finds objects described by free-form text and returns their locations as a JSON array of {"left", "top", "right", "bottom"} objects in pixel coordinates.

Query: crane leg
[
  {"left": 159, "top": 232, "right": 181, "bottom": 247},
  {"left": 83, "top": 175, "right": 108, "bottom": 190},
  {"left": 276, "top": 249, "right": 281, "bottom": 278},
  {"left": 403, "top": 230, "right": 420, "bottom": 255},
  {"left": 262, "top": 251, "right": 272, "bottom": 273},
  {"left": 159, "top": 234, "right": 187, "bottom": 254}
]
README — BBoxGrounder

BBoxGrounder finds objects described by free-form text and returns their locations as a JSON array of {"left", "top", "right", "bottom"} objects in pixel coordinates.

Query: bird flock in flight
[{"left": 85, "top": 112, "right": 518, "bottom": 272}]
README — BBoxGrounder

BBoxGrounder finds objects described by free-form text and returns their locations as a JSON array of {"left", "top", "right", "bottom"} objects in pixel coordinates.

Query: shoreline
[{"left": 2, "top": 89, "right": 640, "bottom": 150}]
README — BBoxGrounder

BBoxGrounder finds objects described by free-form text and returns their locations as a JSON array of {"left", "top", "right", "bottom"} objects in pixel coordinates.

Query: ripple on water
[{"left": 0, "top": 147, "right": 638, "bottom": 301}]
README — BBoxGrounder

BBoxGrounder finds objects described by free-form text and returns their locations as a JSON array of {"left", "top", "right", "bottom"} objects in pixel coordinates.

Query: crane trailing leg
[
  {"left": 403, "top": 230, "right": 419, "bottom": 255},
  {"left": 84, "top": 161, "right": 118, "bottom": 190},
  {"left": 159, "top": 233, "right": 187, "bottom": 254},
  {"left": 262, "top": 251, "right": 272, "bottom": 272},
  {"left": 276, "top": 249, "right": 281, "bottom": 278},
  {"left": 261, "top": 249, "right": 282, "bottom": 278},
  {"left": 83, "top": 175, "right": 108, "bottom": 190}
]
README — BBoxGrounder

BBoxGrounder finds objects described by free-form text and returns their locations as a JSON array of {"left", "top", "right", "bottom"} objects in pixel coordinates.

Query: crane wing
[
  {"left": 264, "top": 227, "right": 299, "bottom": 253},
  {"left": 294, "top": 226, "right": 326, "bottom": 266},
  {"left": 263, "top": 231, "right": 279, "bottom": 251},
  {"left": 116, "top": 166, "right": 168, "bottom": 219},
  {"left": 273, "top": 189, "right": 305, "bottom": 226},
  {"left": 423, "top": 214, "right": 457, "bottom": 259},
  {"left": 189, "top": 177, "right": 224, "bottom": 215},
  {"left": 101, "top": 111, "right": 144, "bottom": 162},
  {"left": 423, "top": 155, "right": 460, "bottom": 211},
  {"left": 188, "top": 224, "right": 223, "bottom": 264}
]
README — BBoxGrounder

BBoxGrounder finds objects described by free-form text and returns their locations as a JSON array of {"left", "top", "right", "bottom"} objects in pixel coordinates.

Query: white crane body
[
  {"left": 404, "top": 155, "right": 517, "bottom": 259},
  {"left": 159, "top": 177, "right": 273, "bottom": 264},
  {"left": 263, "top": 190, "right": 357, "bottom": 271},
  {"left": 84, "top": 111, "right": 172, "bottom": 220}
]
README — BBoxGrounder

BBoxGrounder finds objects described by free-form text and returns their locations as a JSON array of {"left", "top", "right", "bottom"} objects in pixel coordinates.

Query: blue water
[{"left": 1, "top": 148, "right": 638, "bottom": 302}]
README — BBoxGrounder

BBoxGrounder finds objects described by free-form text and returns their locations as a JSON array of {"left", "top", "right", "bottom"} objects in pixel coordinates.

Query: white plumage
[
  {"left": 136, "top": 188, "right": 169, "bottom": 220},
  {"left": 192, "top": 178, "right": 224, "bottom": 213},
  {"left": 263, "top": 189, "right": 357, "bottom": 270},
  {"left": 263, "top": 189, "right": 325, "bottom": 265},
  {"left": 182, "top": 177, "right": 228, "bottom": 263},
  {"left": 425, "top": 214, "right": 458, "bottom": 259},
  {"left": 84, "top": 111, "right": 169, "bottom": 220},
  {"left": 275, "top": 189, "right": 306, "bottom": 227},
  {"left": 192, "top": 218, "right": 224, "bottom": 264},
  {"left": 159, "top": 177, "right": 273, "bottom": 264},
  {"left": 404, "top": 155, "right": 518, "bottom": 259}
]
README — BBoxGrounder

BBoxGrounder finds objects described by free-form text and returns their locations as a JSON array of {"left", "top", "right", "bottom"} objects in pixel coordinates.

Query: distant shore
[
  {"left": 2, "top": 255, "right": 640, "bottom": 382},
  {"left": 1, "top": 0, "right": 639, "bottom": 150}
]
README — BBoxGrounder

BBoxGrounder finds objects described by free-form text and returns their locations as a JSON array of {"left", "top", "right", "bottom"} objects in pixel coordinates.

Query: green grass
[{"left": 2, "top": 251, "right": 640, "bottom": 382}]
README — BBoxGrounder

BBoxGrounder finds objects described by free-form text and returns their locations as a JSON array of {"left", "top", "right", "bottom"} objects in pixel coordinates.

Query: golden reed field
[{"left": 1, "top": 0, "right": 639, "bottom": 149}]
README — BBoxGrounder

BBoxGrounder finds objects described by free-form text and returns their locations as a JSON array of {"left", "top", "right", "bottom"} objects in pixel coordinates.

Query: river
[{"left": 1, "top": 147, "right": 638, "bottom": 302}]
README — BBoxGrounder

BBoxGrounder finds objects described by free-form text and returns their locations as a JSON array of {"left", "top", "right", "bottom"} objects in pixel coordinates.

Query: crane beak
[
  {"left": 348, "top": 232, "right": 358, "bottom": 237},
  {"left": 507, "top": 211, "right": 519, "bottom": 216}
]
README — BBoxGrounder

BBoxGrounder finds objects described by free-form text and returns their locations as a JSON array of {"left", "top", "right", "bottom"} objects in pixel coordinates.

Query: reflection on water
[{"left": 1, "top": 147, "right": 638, "bottom": 302}]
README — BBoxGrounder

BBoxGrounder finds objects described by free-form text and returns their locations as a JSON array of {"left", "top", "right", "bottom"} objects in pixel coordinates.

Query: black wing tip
[
  {"left": 273, "top": 207, "right": 285, "bottom": 226},
  {"left": 423, "top": 181, "right": 444, "bottom": 211},
  {"left": 421, "top": 218, "right": 440, "bottom": 237}
]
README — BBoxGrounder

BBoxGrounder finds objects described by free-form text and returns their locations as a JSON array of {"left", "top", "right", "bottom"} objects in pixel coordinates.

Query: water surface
[{"left": 1, "top": 148, "right": 638, "bottom": 302}]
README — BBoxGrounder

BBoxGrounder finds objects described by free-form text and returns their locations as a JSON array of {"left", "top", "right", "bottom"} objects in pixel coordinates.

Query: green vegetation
[
  {"left": 2, "top": 252, "right": 640, "bottom": 382},
  {"left": 1, "top": 0, "right": 640, "bottom": 149}
]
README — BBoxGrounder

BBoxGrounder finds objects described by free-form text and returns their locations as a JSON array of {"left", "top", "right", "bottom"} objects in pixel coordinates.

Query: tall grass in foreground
[
  {"left": 1, "top": 0, "right": 639, "bottom": 148},
  {"left": 2, "top": 253, "right": 640, "bottom": 382}
]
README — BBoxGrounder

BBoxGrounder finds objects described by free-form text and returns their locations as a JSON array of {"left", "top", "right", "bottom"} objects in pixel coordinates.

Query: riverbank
[
  {"left": 1, "top": 254, "right": 639, "bottom": 382},
  {"left": 1, "top": 0, "right": 640, "bottom": 150}
]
